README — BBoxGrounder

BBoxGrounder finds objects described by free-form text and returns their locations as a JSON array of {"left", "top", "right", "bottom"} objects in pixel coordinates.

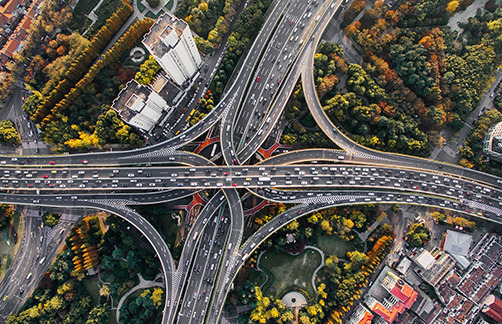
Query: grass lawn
[
  {"left": 248, "top": 268, "right": 266, "bottom": 286},
  {"left": 259, "top": 248, "right": 321, "bottom": 299},
  {"left": 146, "top": 10, "right": 165, "bottom": 19},
  {"left": 315, "top": 232, "right": 354, "bottom": 258},
  {"left": 165, "top": 0, "right": 174, "bottom": 10},
  {"left": 137, "top": 0, "right": 147, "bottom": 12},
  {"left": 107, "top": 311, "right": 117, "bottom": 324},
  {"left": 83, "top": 276, "right": 101, "bottom": 307},
  {"left": 70, "top": 0, "right": 101, "bottom": 31}
]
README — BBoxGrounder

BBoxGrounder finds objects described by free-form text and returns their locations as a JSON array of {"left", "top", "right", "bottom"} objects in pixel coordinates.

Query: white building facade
[{"left": 143, "top": 13, "right": 202, "bottom": 87}]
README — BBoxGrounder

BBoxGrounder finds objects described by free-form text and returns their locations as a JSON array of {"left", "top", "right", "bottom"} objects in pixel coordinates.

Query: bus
[
  {"left": 210, "top": 144, "right": 217, "bottom": 158},
  {"left": 185, "top": 109, "right": 196, "bottom": 122}
]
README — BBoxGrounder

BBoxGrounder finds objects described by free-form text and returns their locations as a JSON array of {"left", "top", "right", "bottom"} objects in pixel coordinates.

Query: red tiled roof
[
  {"left": 25, "top": 3, "right": 37, "bottom": 18},
  {"left": 357, "top": 309, "right": 373, "bottom": 324},
  {"left": 3, "top": 38, "right": 18, "bottom": 54},
  {"left": 18, "top": 15, "right": 31, "bottom": 31},
  {"left": 1, "top": 0, "right": 22, "bottom": 13},
  {"left": 371, "top": 301, "right": 406, "bottom": 323},
  {"left": 485, "top": 307, "right": 502, "bottom": 323}
]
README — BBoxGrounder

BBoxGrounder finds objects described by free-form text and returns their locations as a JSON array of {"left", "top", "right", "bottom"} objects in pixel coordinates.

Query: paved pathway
[
  {"left": 447, "top": 0, "right": 488, "bottom": 33},
  {"left": 281, "top": 291, "right": 307, "bottom": 307},
  {"left": 115, "top": 273, "right": 164, "bottom": 323}
]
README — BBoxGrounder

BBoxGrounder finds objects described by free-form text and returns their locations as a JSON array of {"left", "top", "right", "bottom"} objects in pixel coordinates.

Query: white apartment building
[
  {"left": 112, "top": 80, "right": 170, "bottom": 133},
  {"left": 143, "top": 12, "right": 202, "bottom": 87}
]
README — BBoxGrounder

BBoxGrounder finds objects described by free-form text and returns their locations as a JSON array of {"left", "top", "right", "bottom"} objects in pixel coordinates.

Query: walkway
[
  {"left": 447, "top": 0, "right": 488, "bottom": 33},
  {"left": 115, "top": 273, "right": 164, "bottom": 323},
  {"left": 256, "top": 246, "right": 325, "bottom": 300}
]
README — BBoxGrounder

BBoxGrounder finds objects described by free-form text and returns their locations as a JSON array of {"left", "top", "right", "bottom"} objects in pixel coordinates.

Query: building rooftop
[
  {"left": 414, "top": 250, "right": 456, "bottom": 286},
  {"left": 142, "top": 12, "right": 187, "bottom": 59},
  {"left": 411, "top": 294, "right": 442, "bottom": 323},
  {"left": 396, "top": 257, "right": 412, "bottom": 275},
  {"left": 111, "top": 80, "right": 168, "bottom": 132},
  {"left": 366, "top": 271, "right": 418, "bottom": 323},
  {"left": 443, "top": 230, "right": 472, "bottom": 256},
  {"left": 414, "top": 250, "right": 435, "bottom": 270},
  {"left": 347, "top": 305, "right": 373, "bottom": 324},
  {"left": 483, "top": 294, "right": 502, "bottom": 323}
]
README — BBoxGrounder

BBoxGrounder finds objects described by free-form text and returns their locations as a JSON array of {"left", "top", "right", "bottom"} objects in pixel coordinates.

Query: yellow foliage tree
[
  {"left": 446, "top": 0, "right": 459, "bottom": 12},
  {"left": 151, "top": 288, "right": 164, "bottom": 307}
]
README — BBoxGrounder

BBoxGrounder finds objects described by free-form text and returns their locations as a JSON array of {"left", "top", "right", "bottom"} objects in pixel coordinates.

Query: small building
[
  {"left": 396, "top": 257, "right": 412, "bottom": 276},
  {"left": 442, "top": 230, "right": 472, "bottom": 269},
  {"left": 142, "top": 12, "right": 202, "bottom": 87},
  {"left": 347, "top": 305, "right": 373, "bottom": 324},
  {"left": 411, "top": 294, "right": 441, "bottom": 323},
  {"left": 413, "top": 249, "right": 456, "bottom": 286},
  {"left": 365, "top": 271, "right": 418, "bottom": 323},
  {"left": 111, "top": 80, "right": 170, "bottom": 133}
]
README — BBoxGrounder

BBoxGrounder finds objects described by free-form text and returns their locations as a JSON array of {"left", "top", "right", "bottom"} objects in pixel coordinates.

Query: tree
[
  {"left": 0, "top": 120, "right": 20, "bottom": 144},
  {"left": 42, "top": 212, "right": 60, "bottom": 227},
  {"left": 406, "top": 223, "right": 430, "bottom": 247},
  {"left": 135, "top": 55, "right": 161, "bottom": 85},
  {"left": 446, "top": 0, "right": 460, "bottom": 12}
]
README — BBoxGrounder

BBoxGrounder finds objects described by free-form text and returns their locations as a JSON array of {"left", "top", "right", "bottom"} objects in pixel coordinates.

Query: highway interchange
[{"left": 0, "top": 0, "right": 502, "bottom": 323}]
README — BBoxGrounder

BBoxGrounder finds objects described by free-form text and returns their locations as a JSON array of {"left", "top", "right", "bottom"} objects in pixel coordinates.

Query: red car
[
  {"left": 255, "top": 76, "right": 260, "bottom": 82},
  {"left": 82, "top": 160, "right": 88, "bottom": 164},
  {"left": 232, "top": 183, "right": 238, "bottom": 186},
  {"left": 49, "top": 161, "right": 56, "bottom": 165},
  {"left": 42, "top": 175, "right": 49, "bottom": 178}
]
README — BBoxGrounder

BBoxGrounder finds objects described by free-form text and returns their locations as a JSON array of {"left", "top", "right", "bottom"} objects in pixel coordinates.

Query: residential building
[
  {"left": 0, "top": 0, "right": 41, "bottom": 66},
  {"left": 413, "top": 248, "right": 456, "bottom": 286},
  {"left": 365, "top": 271, "right": 418, "bottom": 323},
  {"left": 482, "top": 294, "right": 502, "bottom": 323},
  {"left": 111, "top": 80, "right": 170, "bottom": 133},
  {"left": 346, "top": 305, "right": 373, "bottom": 324},
  {"left": 410, "top": 294, "right": 441, "bottom": 323},
  {"left": 142, "top": 12, "right": 201, "bottom": 87}
]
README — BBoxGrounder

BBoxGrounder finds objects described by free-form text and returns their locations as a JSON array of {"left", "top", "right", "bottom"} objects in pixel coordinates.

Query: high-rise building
[
  {"left": 111, "top": 80, "right": 170, "bottom": 133},
  {"left": 143, "top": 12, "right": 202, "bottom": 87}
]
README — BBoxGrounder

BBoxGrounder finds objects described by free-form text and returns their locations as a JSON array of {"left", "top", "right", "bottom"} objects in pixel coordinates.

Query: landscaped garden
[{"left": 259, "top": 248, "right": 322, "bottom": 300}]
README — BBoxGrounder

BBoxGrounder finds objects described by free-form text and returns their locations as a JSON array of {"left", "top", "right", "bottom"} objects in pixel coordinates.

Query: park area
[
  {"left": 315, "top": 232, "right": 358, "bottom": 258},
  {"left": 259, "top": 248, "right": 322, "bottom": 300}
]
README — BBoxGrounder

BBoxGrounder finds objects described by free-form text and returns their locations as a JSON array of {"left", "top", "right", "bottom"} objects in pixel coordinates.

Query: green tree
[
  {"left": 42, "top": 212, "right": 60, "bottom": 227},
  {"left": 406, "top": 223, "right": 430, "bottom": 247}
]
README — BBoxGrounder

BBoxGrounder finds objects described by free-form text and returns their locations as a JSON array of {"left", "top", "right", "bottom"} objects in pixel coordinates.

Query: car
[
  {"left": 233, "top": 159, "right": 238, "bottom": 164},
  {"left": 49, "top": 161, "right": 56, "bottom": 165},
  {"left": 289, "top": 19, "right": 294, "bottom": 25},
  {"left": 232, "top": 183, "right": 238, "bottom": 186},
  {"left": 42, "top": 175, "right": 49, "bottom": 178},
  {"left": 277, "top": 78, "right": 281, "bottom": 84},
  {"left": 255, "top": 76, "right": 260, "bottom": 82},
  {"left": 2, "top": 295, "right": 7, "bottom": 301},
  {"left": 82, "top": 160, "right": 88, "bottom": 164}
]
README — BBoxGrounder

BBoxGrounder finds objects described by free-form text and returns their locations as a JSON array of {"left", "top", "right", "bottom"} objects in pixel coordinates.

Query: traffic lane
[{"left": 4, "top": 166, "right": 501, "bottom": 210}]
